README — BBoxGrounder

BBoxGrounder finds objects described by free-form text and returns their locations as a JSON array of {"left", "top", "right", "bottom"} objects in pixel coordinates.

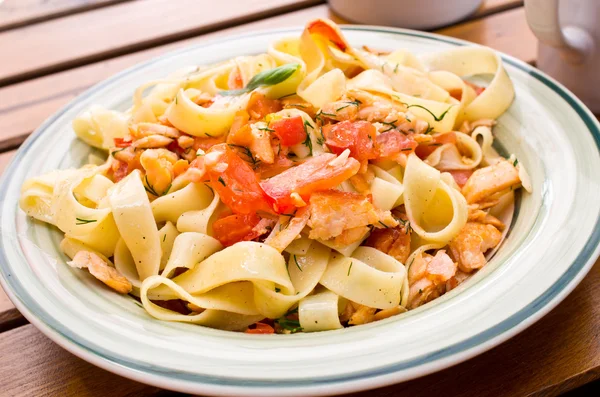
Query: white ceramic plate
[{"left": 1, "top": 26, "right": 600, "bottom": 397}]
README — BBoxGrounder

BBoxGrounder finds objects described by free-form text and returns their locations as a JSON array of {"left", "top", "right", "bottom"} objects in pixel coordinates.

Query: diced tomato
[
  {"left": 111, "top": 159, "right": 129, "bottom": 182},
  {"left": 212, "top": 213, "right": 262, "bottom": 247},
  {"left": 306, "top": 19, "right": 348, "bottom": 51},
  {"left": 270, "top": 116, "right": 306, "bottom": 146},
  {"left": 322, "top": 120, "right": 378, "bottom": 161},
  {"left": 205, "top": 144, "right": 274, "bottom": 215},
  {"left": 448, "top": 170, "right": 474, "bottom": 188},
  {"left": 377, "top": 131, "right": 418, "bottom": 158},
  {"left": 228, "top": 67, "right": 244, "bottom": 90},
  {"left": 245, "top": 322, "right": 275, "bottom": 334},
  {"left": 465, "top": 80, "right": 486, "bottom": 96},
  {"left": 256, "top": 152, "right": 295, "bottom": 178},
  {"left": 449, "top": 88, "right": 462, "bottom": 101},
  {"left": 260, "top": 153, "right": 360, "bottom": 213},
  {"left": 229, "top": 110, "right": 250, "bottom": 137},
  {"left": 415, "top": 132, "right": 457, "bottom": 159},
  {"left": 114, "top": 137, "right": 132, "bottom": 148},
  {"left": 247, "top": 92, "right": 282, "bottom": 120},
  {"left": 200, "top": 97, "right": 217, "bottom": 108},
  {"left": 192, "top": 136, "right": 226, "bottom": 152}
]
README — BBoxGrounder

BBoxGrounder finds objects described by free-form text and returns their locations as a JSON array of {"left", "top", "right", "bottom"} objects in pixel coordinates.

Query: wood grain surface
[
  {"left": 0, "top": 1, "right": 599, "bottom": 396},
  {"left": 0, "top": 5, "right": 535, "bottom": 152},
  {"left": 0, "top": 0, "right": 129, "bottom": 31},
  {"left": 0, "top": 0, "right": 323, "bottom": 86},
  {"left": 0, "top": 325, "right": 162, "bottom": 396}
]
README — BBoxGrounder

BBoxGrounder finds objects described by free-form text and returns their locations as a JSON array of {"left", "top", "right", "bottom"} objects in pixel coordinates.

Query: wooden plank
[
  {"left": 0, "top": 0, "right": 130, "bottom": 32},
  {"left": 0, "top": 5, "right": 535, "bottom": 150},
  {"left": 437, "top": 7, "right": 536, "bottom": 63},
  {"left": 0, "top": 259, "right": 597, "bottom": 396},
  {"left": 0, "top": 0, "right": 323, "bottom": 86},
  {"left": 0, "top": 324, "right": 163, "bottom": 396}
]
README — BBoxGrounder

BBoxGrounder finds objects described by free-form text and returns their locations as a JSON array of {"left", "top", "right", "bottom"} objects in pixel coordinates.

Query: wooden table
[{"left": 0, "top": 1, "right": 598, "bottom": 396}]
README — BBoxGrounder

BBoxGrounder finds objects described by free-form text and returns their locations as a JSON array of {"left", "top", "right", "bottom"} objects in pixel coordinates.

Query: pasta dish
[{"left": 20, "top": 19, "right": 530, "bottom": 334}]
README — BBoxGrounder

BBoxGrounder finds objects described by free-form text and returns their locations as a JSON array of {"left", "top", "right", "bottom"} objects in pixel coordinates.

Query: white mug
[{"left": 525, "top": 0, "right": 600, "bottom": 113}]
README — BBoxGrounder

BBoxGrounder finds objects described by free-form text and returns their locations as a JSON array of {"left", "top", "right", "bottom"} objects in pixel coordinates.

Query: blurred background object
[
  {"left": 329, "top": 0, "right": 483, "bottom": 29},
  {"left": 525, "top": 0, "right": 600, "bottom": 113}
]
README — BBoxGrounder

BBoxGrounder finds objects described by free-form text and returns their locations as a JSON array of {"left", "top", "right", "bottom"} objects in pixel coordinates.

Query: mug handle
[{"left": 524, "top": 0, "right": 594, "bottom": 64}]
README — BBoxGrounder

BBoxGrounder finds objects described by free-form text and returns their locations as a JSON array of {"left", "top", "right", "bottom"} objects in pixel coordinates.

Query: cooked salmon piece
[
  {"left": 448, "top": 222, "right": 502, "bottom": 272},
  {"left": 365, "top": 225, "right": 411, "bottom": 264},
  {"left": 307, "top": 190, "right": 397, "bottom": 243},
  {"left": 462, "top": 160, "right": 521, "bottom": 204}
]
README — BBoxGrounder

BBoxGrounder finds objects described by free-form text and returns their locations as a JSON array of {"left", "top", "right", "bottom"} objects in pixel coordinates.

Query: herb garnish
[
  {"left": 513, "top": 158, "right": 519, "bottom": 166},
  {"left": 163, "top": 235, "right": 166, "bottom": 242},
  {"left": 258, "top": 126, "right": 275, "bottom": 132},
  {"left": 407, "top": 104, "right": 452, "bottom": 121},
  {"left": 425, "top": 123, "right": 435, "bottom": 134},
  {"left": 347, "top": 261, "right": 353, "bottom": 276},
  {"left": 75, "top": 218, "right": 96, "bottom": 225},
  {"left": 303, "top": 120, "right": 313, "bottom": 155},
  {"left": 278, "top": 93, "right": 296, "bottom": 99},
  {"left": 220, "top": 63, "right": 300, "bottom": 96},
  {"left": 227, "top": 143, "right": 260, "bottom": 168},
  {"left": 275, "top": 307, "right": 302, "bottom": 333},
  {"left": 218, "top": 176, "right": 226, "bottom": 186},
  {"left": 378, "top": 221, "right": 389, "bottom": 228},
  {"left": 144, "top": 175, "right": 160, "bottom": 196},
  {"left": 335, "top": 100, "right": 361, "bottom": 112},
  {"left": 293, "top": 255, "right": 303, "bottom": 272},
  {"left": 275, "top": 287, "right": 281, "bottom": 293}
]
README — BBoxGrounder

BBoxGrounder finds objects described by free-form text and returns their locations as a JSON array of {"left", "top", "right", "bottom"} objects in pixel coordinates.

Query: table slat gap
[
  {"left": 0, "top": 0, "right": 134, "bottom": 33},
  {"left": 0, "top": 0, "right": 325, "bottom": 88}
]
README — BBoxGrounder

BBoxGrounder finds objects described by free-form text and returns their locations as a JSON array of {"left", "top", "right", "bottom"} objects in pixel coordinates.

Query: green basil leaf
[{"left": 220, "top": 63, "right": 300, "bottom": 96}]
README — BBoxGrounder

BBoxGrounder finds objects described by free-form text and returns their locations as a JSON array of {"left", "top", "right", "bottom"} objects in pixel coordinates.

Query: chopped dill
[{"left": 75, "top": 218, "right": 96, "bottom": 225}]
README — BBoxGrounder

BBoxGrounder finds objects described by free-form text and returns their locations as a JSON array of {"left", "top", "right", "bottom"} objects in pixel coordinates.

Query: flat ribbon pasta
[
  {"left": 403, "top": 154, "right": 468, "bottom": 244},
  {"left": 160, "top": 232, "right": 222, "bottom": 278},
  {"left": 108, "top": 170, "right": 161, "bottom": 280},
  {"left": 299, "top": 289, "right": 343, "bottom": 332},
  {"left": 151, "top": 182, "right": 214, "bottom": 224},
  {"left": 424, "top": 131, "right": 483, "bottom": 170},
  {"left": 320, "top": 246, "right": 406, "bottom": 309},
  {"left": 142, "top": 242, "right": 294, "bottom": 319},
  {"left": 370, "top": 165, "right": 404, "bottom": 210},
  {"left": 421, "top": 46, "right": 515, "bottom": 122},
  {"left": 51, "top": 166, "right": 120, "bottom": 257},
  {"left": 72, "top": 106, "right": 129, "bottom": 150}
]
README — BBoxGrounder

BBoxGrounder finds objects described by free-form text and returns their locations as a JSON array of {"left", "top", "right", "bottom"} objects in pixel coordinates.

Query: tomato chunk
[
  {"left": 377, "top": 131, "right": 418, "bottom": 159},
  {"left": 448, "top": 170, "right": 474, "bottom": 188},
  {"left": 306, "top": 19, "right": 348, "bottom": 51},
  {"left": 114, "top": 137, "right": 132, "bottom": 148},
  {"left": 465, "top": 80, "right": 486, "bottom": 96},
  {"left": 228, "top": 67, "right": 243, "bottom": 90},
  {"left": 213, "top": 213, "right": 261, "bottom": 247},
  {"left": 322, "top": 120, "right": 378, "bottom": 161},
  {"left": 260, "top": 153, "right": 360, "bottom": 213},
  {"left": 204, "top": 144, "right": 274, "bottom": 214},
  {"left": 270, "top": 116, "right": 307, "bottom": 146},
  {"left": 415, "top": 132, "right": 457, "bottom": 159},
  {"left": 245, "top": 322, "right": 275, "bottom": 334},
  {"left": 247, "top": 92, "right": 282, "bottom": 120}
]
